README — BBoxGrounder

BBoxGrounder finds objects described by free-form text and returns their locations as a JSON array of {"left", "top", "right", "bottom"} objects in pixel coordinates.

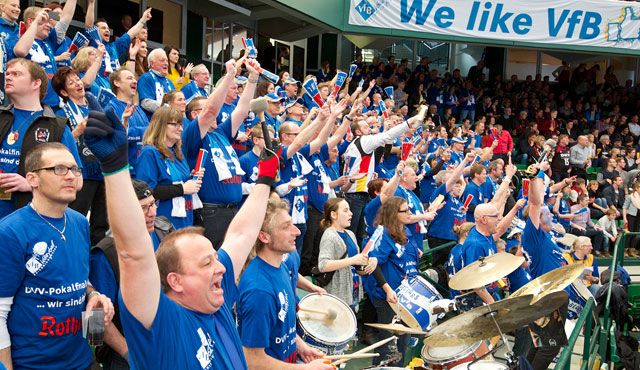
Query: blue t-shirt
[
  {"left": 217, "top": 102, "right": 236, "bottom": 126},
  {"left": 306, "top": 144, "right": 332, "bottom": 213},
  {"left": 120, "top": 249, "right": 246, "bottom": 370},
  {"left": 283, "top": 250, "right": 301, "bottom": 304},
  {"left": 462, "top": 226, "right": 497, "bottom": 266},
  {"left": 278, "top": 145, "right": 312, "bottom": 224},
  {"left": 0, "top": 206, "right": 92, "bottom": 369},
  {"left": 446, "top": 243, "right": 464, "bottom": 298},
  {"left": 556, "top": 198, "right": 571, "bottom": 229},
  {"left": 102, "top": 34, "right": 130, "bottom": 76},
  {"left": 137, "top": 71, "right": 175, "bottom": 118},
  {"left": 25, "top": 30, "right": 61, "bottom": 108},
  {"left": 106, "top": 99, "right": 149, "bottom": 176},
  {"left": 507, "top": 265, "right": 532, "bottom": 292},
  {"left": 462, "top": 181, "right": 485, "bottom": 223},
  {"left": 364, "top": 196, "right": 382, "bottom": 237},
  {"left": 182, "top": 118, "right": 243, "bottom": 205},
  {"left": 419, "top": 163, "right": 438, "bottom": 203},
  {"left": 521, "top": 218, "right": 566, "bottom": 278},
  {"left": 382, "top": 138, "right": 400, "bottom": 171},
  {"left": 181, "top": 81, "right": 209, "bottom": 103},
  {"left": 238, "top": 150, "right": 259, "bottom": 204},
  {"left": 483, "top": 176, "right": 498, "bottom": 201},
  {"left": 394, "top": 186, "right": 426, "bottom": 248},
  {"left": 428, "top": 184, "right": 465, "bottom": 241},
  {"left": 238, "top": 256, "right": 298, "bottom": 363},
  {"left": 135, "top": 145, "right": 194, "bottom": 230},
  {"left": 0, "top": 109, "right": 81, "bottom": 218},
  {"left": 363, "top": 226, "right": 420, "bottom": 301}
]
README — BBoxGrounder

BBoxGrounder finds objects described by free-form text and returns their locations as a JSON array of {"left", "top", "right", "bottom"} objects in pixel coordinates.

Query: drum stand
[{"left": 464, "top": 310, "right": 520, "bottom": 370}]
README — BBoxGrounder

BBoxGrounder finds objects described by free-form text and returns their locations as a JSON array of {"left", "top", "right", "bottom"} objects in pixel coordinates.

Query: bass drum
[
  {"left": 421, "top": 340, "right": 491, "bottom": 370},
  {"left": 297, "top": 293, "right": 357, "bottom": 355}
]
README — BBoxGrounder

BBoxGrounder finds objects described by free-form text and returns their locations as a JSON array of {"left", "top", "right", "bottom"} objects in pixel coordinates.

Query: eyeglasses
[
  {"left": 141, "top": 200, "right": 159, "bottom": 214},
  {"left": 33, "top": 165, "right": 82, "bottom": 176},
  {"left": 167, "top": 121, "right": 183, "bottom": 127},
  {"left": 398, "top": 209, "right": 410, "bottom": 213}
]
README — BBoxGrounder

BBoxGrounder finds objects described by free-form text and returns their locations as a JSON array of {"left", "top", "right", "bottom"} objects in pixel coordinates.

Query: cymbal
[
  {"left": 449, "top": 253, "right": 525, "bottom": 290},
  {"left": 424, "top": 292, "right": 567, "bottom": 347},
  {"left": 510, "top": 263, "right": 584, "bottom": 304},
  {"left": 365, "top": 322, "right": 428, "bottom": 335}
]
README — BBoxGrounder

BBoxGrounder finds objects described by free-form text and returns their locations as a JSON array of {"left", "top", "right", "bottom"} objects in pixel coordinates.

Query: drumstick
[
  {"left": 323, "top": 353, "right": 379, "bottom": 360},
  {"left": 332, "top": 336, "right": 397, "bottom": 366},
  {"left": 298, "top": 307, "right": 337, "bottom": 320}
]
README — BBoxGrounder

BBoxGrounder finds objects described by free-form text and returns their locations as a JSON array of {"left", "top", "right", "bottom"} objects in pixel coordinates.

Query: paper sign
[
  {"left": 242, "top": 37, "right": 257, "bottom": 58},
  {"left": 193, "top": 149, "right": 208, "bottom": 180},
  {"left": 302, "top": 79, "right": 324, "bottom": 108},
  {"left": 330, "top": 71, "right": 348, "bottom": 98},
  {"left": 348, "top": 64, "right": 357, "bottom": 78},
  {"left": 401, "top": 142, "right": 413, "bottom": 161},
  {"left": 463, "top": 194, "right": 474, "bottom": 208},
  {"left": 384, "top": 86, "right": 394, "bottom": 100}
]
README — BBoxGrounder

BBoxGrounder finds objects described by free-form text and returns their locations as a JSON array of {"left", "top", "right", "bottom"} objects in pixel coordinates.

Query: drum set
[{"left": 296, "top": 253, "right": 590, "bottom": 369}]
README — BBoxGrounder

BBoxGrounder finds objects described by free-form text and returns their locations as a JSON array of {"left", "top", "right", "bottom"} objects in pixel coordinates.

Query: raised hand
[{"left": 84, "top": 108, "right": 128, "bottom": 174}]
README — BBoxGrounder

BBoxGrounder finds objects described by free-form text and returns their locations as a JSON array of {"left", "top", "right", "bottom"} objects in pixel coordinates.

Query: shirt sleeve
[
  {"left": 137, "top": 74, "right": 154, "bottom": 101},
  {"left": 61, "top": 126, "right": 82, "bottom": 168},
  {"left": 0, "top": 227, "right": 24, "bottom": 297},
  {"left": 112, "top": 33, "right": 131, "bottom": 56},
  {"left": 135, "top": 148, "right": 162, "bottom": 188}
]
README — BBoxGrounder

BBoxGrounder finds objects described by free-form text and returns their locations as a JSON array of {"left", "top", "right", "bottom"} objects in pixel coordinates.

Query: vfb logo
[{"left": 356, "top": 0, "right": 377, "bottom": 21}]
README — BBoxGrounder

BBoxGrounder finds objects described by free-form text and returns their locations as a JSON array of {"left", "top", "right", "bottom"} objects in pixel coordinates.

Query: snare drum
[
  {"left": 567, "top": 280, "right": 593, "bottom": 320},
  {"left": 421, "top": 341, "right": 491, "bottom": 370},
  {"left": 297, "top": 293, "right": 357, "bottom": 355},
  {"left": 451, "top": 360, "right": 508, "bottom": 369},
  {"left": 395, "top": 276, "right": 444, "bottom": 331}
]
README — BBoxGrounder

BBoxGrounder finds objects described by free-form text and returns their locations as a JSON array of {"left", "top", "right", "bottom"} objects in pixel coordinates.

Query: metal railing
[{"left": 554, "top": 231, "right": 637, "bottom": 369}]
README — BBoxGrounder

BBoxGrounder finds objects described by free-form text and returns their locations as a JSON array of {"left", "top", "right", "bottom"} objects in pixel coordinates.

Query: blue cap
[
  {"left": 285, "top": 98, "right": 305, "bottom": 110},
  {"left": 451, "top": 136, "right": 467, "bottom": 144},
  {"left": 265, "top": 93, "right": 285, "bottom": 103},
  {"left": 235, "top": 75, "right": 248, "bottom": 85}
]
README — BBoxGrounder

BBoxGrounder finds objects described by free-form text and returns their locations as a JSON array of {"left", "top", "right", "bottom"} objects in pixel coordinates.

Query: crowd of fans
[{"left": 0, "top": 0, "right": 638, "bottom": 369}]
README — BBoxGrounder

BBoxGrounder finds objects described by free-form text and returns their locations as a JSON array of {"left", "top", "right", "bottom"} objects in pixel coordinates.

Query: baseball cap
[
  {"left": 285, "top": 98, "right": 305, "bottom": 110},
  {"left": 283, "top": 77, "right": 301, "bottom": 86},
  {"left": 265, "top": 93, "right": 285, "bottom": 103},
  {"left": 132, "top": 179, "right": 153, "bottom": 200},
  {"left": 451, "top": 136, "right": 467, "bottom": 144}
]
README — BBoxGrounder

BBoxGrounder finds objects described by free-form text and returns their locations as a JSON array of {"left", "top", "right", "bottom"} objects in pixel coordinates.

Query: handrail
[
  {"left": 421, "top": 240, "right": 456, "bottom": 256},
  {"left": 554, "top": 297, "right": 596, "bottom": 370}
]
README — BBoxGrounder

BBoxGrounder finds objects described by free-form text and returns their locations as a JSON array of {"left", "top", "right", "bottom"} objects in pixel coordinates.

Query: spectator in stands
[
  {"left": 72, "top": 45, "right": 107, "bottom": 98},
  {"left": 125, "top": 37, "right": 148, "bottom": 77},
  {"left": 623, "top": 182, "right": 640, "bottom": 258},
  {"left": 0, "top": 59, "right": 81, "bottom": 218},
  {"left": 181, "top": 64, "right": 210, "bottom": 103},
  {"left": 161, "top": 90, "right": 188, "bottom": 121},
  {"left": 490, "top": 124, "right": 513, "bottom": 162},
  {"left": 164, "top": 45, "right": 192, "bottom": 91},
  {"left": 183, "top": 59, "right": 258, "bottom": 249},
  {"left": 0, "top": 0, "right": 20, "bottom": 47},
  {"left": 570, "top": 135, "right": 591, "bottom": 180},
  {"left": 318, "top": 197, "right": 375, "bottom": 309},
  {"left": 136, "top": 106, "right": 202, "bottom": 230},
  {"left": 569, "top": 194, "right": 608, "bottom": 256},
  {"left": 84, "top": 0, "right": 151, "bottom": 79},
  {"left": 14, "top": 2, "right": 77, "bottom": 108},
  {"left": 0, "top": 142, "right": 114, "bottom": 369},
  {"left": 138, "top": 48, "right": 175, "bottom": 118}
]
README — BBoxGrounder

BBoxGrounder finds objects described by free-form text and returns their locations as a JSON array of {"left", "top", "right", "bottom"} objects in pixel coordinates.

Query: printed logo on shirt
[
  {"left": 39, "top": 314, "right": 81, "bottom": 337},
  {"left": 26, "top": 240, "right": 57, "bottom": 275},
  {"left": 35, "top": 127, "right": 49, "bottom": 143},
  {"left": 395, "top": 242, "right": 405, "bottom": 258},
  {"left": 277, "top": 291, "right": 289, "bottom": 322},
  {"left": 195, "top": 327, "right": 215, "bottom": 369}
]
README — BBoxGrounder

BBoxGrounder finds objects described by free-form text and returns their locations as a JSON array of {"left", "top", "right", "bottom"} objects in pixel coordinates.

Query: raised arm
[
  {"left": 85, "top": 0, "right": 95, "bottom": 28},
  {"left": 446, "top": 152, "right": 474, "bottom": 193},
  {"left": 222, "top": 156, "right": 277, "bottom": 282},
  {"left": 84, "top": 109, "right": 159, "bottom": 329},
  {"left": 126, "top": 8, "right": 152, "bottom": 39},
  {"left": 327, "top": 116, "right": 350, "bottom": 150},
  {"left": 285, "top": 111, "right": 325, "bottom": 159},
  {"left": 80, "top": 44, "right": 105, "bottom": 87},
  {"left": 197, "top": 60, "right": 236, "bottom": 138},
  {"left": 528, "top": 163, "right": 550, "bottom": 229},
  {"left": 14, "top": 10, "right": 47, "bottom": 57},
  {"left": 490, "top": 162, "right": 517, "bottom": 215},
  {"left": 230, "top": 59, "right": 260, "bottom": 136},
  {"left": 309, "top": 99, "right": 348, "bottom": 154},
  {"left": 60, "top": 0, "right": 77, "bottom": 24},
  {"left": 495, "top": 198, "right": 526, "bottom": 239},
  {"left": 380, "top": 161, "right": 405, "bottom": 204}
]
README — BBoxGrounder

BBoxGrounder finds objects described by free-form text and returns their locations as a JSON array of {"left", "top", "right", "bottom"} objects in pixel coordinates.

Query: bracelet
[{"left": 129, "top": 58, "right": 135, "bottom": 62}]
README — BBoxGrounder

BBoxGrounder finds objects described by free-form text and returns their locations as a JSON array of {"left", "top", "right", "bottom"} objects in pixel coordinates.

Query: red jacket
[{"left": 485, "top": 131, "right": 513, "bottom": 154}]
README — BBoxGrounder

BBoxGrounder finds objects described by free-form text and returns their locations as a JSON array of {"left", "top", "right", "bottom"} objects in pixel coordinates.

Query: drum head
[
  {"left": 421, "top": 341, "right": 480, "bottom": 363},
  {"left": 298, "top": 293, "right": 357, "bottom": 344},
  {"left": 451, "top": 360, "right": 508, "bottom": 369}
]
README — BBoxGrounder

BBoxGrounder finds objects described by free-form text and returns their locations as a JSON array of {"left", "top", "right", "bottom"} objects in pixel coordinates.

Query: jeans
[
  {"left": 513, "top": 327, "right": 532, "bottom": 358},
  {"left": 371, "top": 298, "right": 409, "bottom": 366},
  {"left": 294, "top": 223, "right": 307, "bottom": 254},
  {"left": 459, "top": 109, "right": 475, "bottom": 123},
  {"left": 569, "top": 226, "right": 606, "bottom": 252},
  {"left": 194, "top": 205, "right": 238, "bottom": 250},
  {"left": 69, "top": 180, "right": 108, "bottom": 246},
  {"left": 345, "top": 192, "right": 370, "bottom": 246}
]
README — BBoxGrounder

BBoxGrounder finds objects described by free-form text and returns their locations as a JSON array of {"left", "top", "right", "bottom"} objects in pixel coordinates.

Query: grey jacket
[{"left": 318, "top": 227, "right": 363, "bottom": 306}]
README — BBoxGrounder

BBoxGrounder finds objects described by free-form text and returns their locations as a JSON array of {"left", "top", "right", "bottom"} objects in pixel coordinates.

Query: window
[{"left": 147, "top": 0, "right": 183, "bottom": 48}]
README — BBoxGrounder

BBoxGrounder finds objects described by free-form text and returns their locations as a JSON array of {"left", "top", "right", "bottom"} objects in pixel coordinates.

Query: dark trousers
[
  {"left": 194, "top": 204, "right": 238, "bottom": 250},
  {"left": 371, "top": 298, "right": 409, "bottom": 366},
  {"left": 300, "top": 206, "right": 323, "bottom": 276},
  {"left": 345, "top": 192, "right": 370, "bottom": 246},
  {"left": 627, "top": 214, "right": 640, "bottom": 250},
  {"left": 571, "top": 165, "right": 587, "bottom": 181},
  {"left": 69, "top": 180, "right": 108, "bottom": 246},
  {"left": 526, "top": 346, "right": 561, "bottom": 370},
  {"left": 569, "top": 226, "right": 606, "bottom": 252}
]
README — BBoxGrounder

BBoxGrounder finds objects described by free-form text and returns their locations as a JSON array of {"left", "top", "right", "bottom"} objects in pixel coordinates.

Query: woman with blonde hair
[
  {"left": 135, "top": 106, "right": 203, "bottom": 229},
  {"left": 317, "top": 197, "right": 376, "bottom": 310},
  {"left": 445, "top": 222, "right": 475, "bottom": 295},
  {"left": 564, "top": 236, "right": 600, "bottom": 295},
  {"left": 72, "top": 45, "right": 109, "bottom": 98}
]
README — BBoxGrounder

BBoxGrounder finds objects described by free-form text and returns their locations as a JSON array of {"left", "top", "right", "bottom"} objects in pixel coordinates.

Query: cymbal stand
[{"left": 487, "top": 310, "right": 519, "bottom": 370}]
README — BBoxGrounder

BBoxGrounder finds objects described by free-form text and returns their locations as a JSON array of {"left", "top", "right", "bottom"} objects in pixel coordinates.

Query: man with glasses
[
  {"left": 0, "top": 58, "right": 81, "bottom": 219},
  {"left": 0, "top": 142, "right": 114, "bottom": 369},
  {"left": 181, "top": 64, "right": 210, "bottom": 103},
  {"left": 90, "top": 179, "right": 174, "bottom": 369},
  {"left": 263, "top": 93, "right": 285, "bottom": 137}
]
